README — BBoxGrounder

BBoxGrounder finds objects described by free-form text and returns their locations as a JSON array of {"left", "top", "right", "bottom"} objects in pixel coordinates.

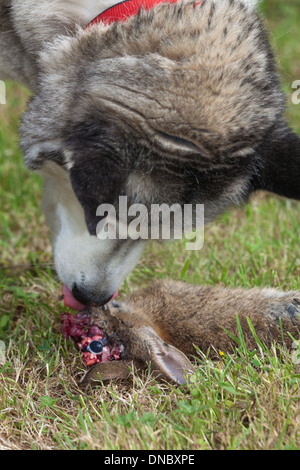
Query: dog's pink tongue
[
  {"left": 62, "top": 284, "right": 86, "bottom": 311},
  {"left": 111, "top": 291, "right": 118, "bottom": 301},
  {"left": 62, "top": 284, "right": 118, "bottom": 311}
]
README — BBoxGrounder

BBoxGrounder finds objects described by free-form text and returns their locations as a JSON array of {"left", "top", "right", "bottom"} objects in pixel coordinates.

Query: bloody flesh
[{"left": 61, "top": 312, "right": 123, "bottom": 366}]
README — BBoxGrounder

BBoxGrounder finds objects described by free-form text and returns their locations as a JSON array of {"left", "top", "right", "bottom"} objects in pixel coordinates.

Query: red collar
[{"left": 85, "top": 0, "right": 180, "bottom": 27}]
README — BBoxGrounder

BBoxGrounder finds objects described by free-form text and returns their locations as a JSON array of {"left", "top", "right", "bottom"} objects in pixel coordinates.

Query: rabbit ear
[{"left": 138, "top": 327, "right": 196, "bottom": 385}]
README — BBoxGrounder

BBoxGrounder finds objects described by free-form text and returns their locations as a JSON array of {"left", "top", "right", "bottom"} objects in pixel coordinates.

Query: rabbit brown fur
[{"left": 81, "top": 281, "right": 300, "bottom": 385}]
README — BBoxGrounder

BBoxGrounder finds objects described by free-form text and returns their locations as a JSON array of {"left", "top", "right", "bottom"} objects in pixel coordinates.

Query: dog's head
[{"left": 19, "top": 1, "right": 299, "bottom": 306}]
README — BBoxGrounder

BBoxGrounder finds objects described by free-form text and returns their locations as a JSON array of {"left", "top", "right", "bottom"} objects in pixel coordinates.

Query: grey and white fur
[{"left": 0, "top": 0, "right": 299, "bottom": 305}]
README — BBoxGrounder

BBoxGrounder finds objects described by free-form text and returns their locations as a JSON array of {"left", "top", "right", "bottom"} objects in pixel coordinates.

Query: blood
[{"left": 61, "top": 312, "right": 123, "bottom": 366}]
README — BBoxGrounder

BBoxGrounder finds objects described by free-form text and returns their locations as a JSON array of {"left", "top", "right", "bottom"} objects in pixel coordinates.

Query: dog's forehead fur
[{"left": 21, "top": 0, "right": 284, "bottom": 172}]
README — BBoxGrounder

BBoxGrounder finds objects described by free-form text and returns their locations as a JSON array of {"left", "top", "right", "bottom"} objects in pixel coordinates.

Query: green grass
[{"left": 0, "top": 0, "right": 299, "bottom": 450}]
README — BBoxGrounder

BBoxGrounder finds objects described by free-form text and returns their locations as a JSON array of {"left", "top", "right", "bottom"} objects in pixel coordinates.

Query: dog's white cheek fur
[{"left": 40, "top": 163, "right": 145, "bottom": 296}]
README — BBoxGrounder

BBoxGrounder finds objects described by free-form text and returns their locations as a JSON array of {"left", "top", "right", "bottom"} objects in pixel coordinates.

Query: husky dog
[{"left": 0, "top": 0, "right": 299, "bottom": 307}]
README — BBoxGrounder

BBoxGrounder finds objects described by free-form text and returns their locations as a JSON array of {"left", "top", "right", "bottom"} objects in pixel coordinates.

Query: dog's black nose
[
  {"left": 72, "top": 283, "right": 113, "bottom": 307},
  {"left": 72, "top": 283, "right": 90, "bottom": 305}
]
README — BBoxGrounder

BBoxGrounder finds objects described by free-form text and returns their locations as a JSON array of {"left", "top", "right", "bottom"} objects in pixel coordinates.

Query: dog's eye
[{"left": 157, "top": 131, "right": 200, "bottom": 152}]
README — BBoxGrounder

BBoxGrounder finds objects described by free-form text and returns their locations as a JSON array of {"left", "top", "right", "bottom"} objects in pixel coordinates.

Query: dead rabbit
[{"left": 62, "top": 280, "right": 300, "bottom": 386}]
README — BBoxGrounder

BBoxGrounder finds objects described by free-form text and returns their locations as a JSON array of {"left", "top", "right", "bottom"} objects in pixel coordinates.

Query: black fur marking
[
  {"left": 65, "top": 119, "right": 131, "bottom": 235},
  {"left": 251, "top": 123, "right": 300, "bottom": 201},
  {"left": 207, "top": 2, "right": 216, "bottom": 30},
  {"left": 286, "top": 304, "right": 298, "bottom": 319}
]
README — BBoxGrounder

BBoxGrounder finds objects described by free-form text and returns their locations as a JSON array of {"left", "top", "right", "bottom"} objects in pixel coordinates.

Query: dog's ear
[
  {"left": 253, "top": 123, "right": 300, "bottom": 201},
  {"left": 138, "top": 327, "right": 196, "bottom": 385},
  {"left": 20, "top": 92, "right": 67, "bottom": 170}
]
